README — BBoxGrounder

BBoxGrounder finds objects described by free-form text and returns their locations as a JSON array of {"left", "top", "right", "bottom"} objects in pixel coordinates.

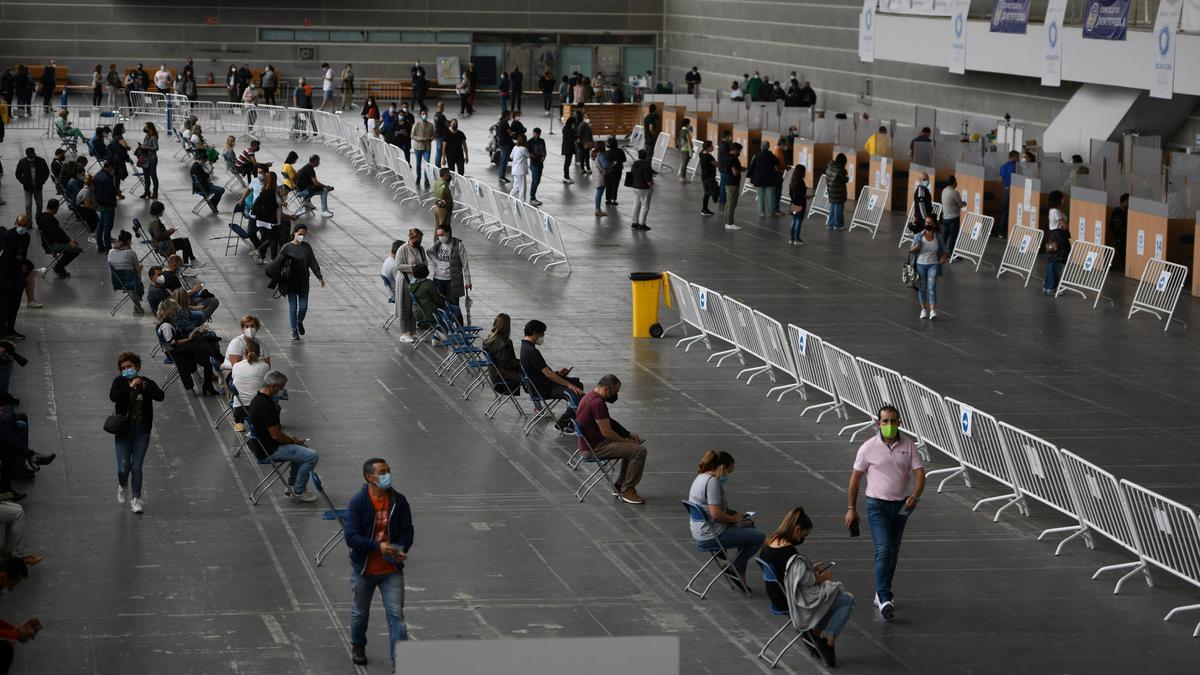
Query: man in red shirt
[{"left": 574, "top": 375, "right": 649, "bottom": 504}]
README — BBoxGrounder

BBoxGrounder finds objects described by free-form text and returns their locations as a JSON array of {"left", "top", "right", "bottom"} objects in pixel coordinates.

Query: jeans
[
  {"left": 433, "top": 139, "right": 443, "bottom": 170},
  {"left": 499, "top": 94, "right": 508, "bottom": 114},
  {"left": 718, "top": 173, "right": 728, "bottom": 205},
  {"left": 302, "top": 186, "right": 330, "bottom": 211},
  {"left": 724, "top": 184, "right": 740, "bottom": 225},
  {"left": 942, "top": 216, "right": 960, "bottom": 253},
  {"left": 23, "top": 189, "right": 43, "bottom": 224},
  {"left": 866, "top": 497, "right": 910, "bottom": 603},
  {"left": 433, "top": 278, "right": 460, "bottom": 322},
  {"left": 756, "top": 186, "right": 778, "bottom": 216},
  {"left": 143, "top": 158, "right": 159, "bottom": 196},
  {"left": 269, "top": 443, "right": 318, "bottom": 493},
  {"left": 350, "top": 569, "right": 408, "bottom": 657},
  {"left": 997, "top": 187, "right": 1010, "bottom": 237},
  {"left": 1044, "top": 259, "right": 1063, "bottom": 292},
  {"left": 498, "top": 146, "right": 511, "bottom": 180},
  {"left": 790, "top": 207, "right": 806, "bottom": 241},
  {"left": 529, "top": 163, "right": 543, "bottom": 200},
  {"left": 286, "top": 292, "right": 309, "bottom": 334},
  {"left": 414, "top": 149, "right": 431, "bottom": 187},
  {"left": 814, "top": 591, "right": 855, "bottom": 638},
  {"left": 204, "top": 185, "right": 225, "bottom": 210},
  {"left": 715, "top": 526, "right": 766, "bottom": 577},
  {"left": 543, "top": 91, "right": 552, "bottom": 112},
  {"left": 115, "top": 428, "right": 151, "bottom": 499},
  {"left": 826, "top": 201, "right": 845, "bottom": 228},
  {"left": 631, "top": 187, "right": 653, "bottom": 225},
  {"left": 97, "top": 207, "right": 115, "bottom": 251},
  {"left": 594, "top": 186, "right": 605, "bottom": 211},
  {"left": 916, "top": 262, "right": 939, "bottom": 305}
]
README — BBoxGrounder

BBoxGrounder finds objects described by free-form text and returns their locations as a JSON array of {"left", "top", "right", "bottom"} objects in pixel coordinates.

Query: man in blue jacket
[{"left": 344, "top": 457, "right": 414, "bottom": 667}]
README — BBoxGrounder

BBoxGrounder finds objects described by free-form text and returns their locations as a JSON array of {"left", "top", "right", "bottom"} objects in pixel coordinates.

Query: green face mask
[{"left": 879, "top": 424, "right": 899, "bottom": 440}]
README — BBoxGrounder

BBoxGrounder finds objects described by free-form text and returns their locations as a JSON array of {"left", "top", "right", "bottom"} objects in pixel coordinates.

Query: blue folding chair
[
  {"left": 681, "top": 500, "right": 750, "bottom": 599},
  {"left": 519, "top": 363, "right": 562, "bottom": 436},
  {"left": 108, "top": 264, "right": 142, "bottom": 317},
  {"left": 243, "top": 423, "right": 294, "bottom": 505},
  {"left": 571, "top": 416, "right": 622, "bottom": 503},
  {"left": 753, "top": 556, "right": 816, "bottom": 667},
  {"left": 481, "top": 354, "right": 526, "bottom": 419},
  {"left": 212, "top": 378, "right": 243, "bottom": 430}
]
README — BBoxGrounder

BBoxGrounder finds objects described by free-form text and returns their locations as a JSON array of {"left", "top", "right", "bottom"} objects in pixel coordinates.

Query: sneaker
[
  {"left": 291, "top": 331, "right": 300, "bottom": 341},
  {"left": 352, "top": 645, "right": 368, "bottom": 666},
  {"left": 188, "top": 261, "right": 208, "bottom": 269},
  {"left": 33, "top": 268, "right": 46, "bottom": 276},
  {"left": 529, "top": 199, "right": 543, "bottom": 206},
  {"left": 130, "top": 498, "right": 144, "bottom": 514},
  {"left": 919, "top": 309, "right": 929, "bottom": 319},
  {"left": 562, "top": 177, "right": 574, "bottom": 184},
  {"left": 874, "top": 594, "right": 895, "bottom": 620},
  {"left": 298, "top": 321, "right": 305, "bottom": 336},
  {"left": 399, "top": 334, "right": 415, "bottom": 343},
  {"left": 700, "top": 209, "right": 715, "bottom": 216},
  {"left": 233, "top": 422, "right": 246, "bottom": 433},
  {"left": 87, "top": 234, "right": 97, "bottom": 245},
  {"left": 25, "top": 301, "right": 44, "bottom": 309},
  {"left": 291, "top": 490, "right": 319, "bottom": 503},
  {"left": 117, "top": 485, "right": 127, "bottom": 504},
  {"left": 619, "top": 489, "right": 646, "bottom": 505},
  {"left": 796, "top": 238, "right": 805, "bottom": 244},
  {"left": 724, "top": 224, "right": 742, "bottom": 230},
  {"left": 321, "top": 210, "right": 334, "bottom": 217},
  {"left": 594, "top": 210, "right": 606, "bottom": 217},
  {"left": 929, "top": 310, "right": 938, "bottom": 320}
]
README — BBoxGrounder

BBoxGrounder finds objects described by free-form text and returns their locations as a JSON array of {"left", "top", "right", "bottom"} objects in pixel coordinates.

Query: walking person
[
  {"left": 339, "top": 63, "right": 354, "bottom": 112},
  {"left": 526, "top": 128, "right": 547, "bottom": 206},
  {"left": 576, "top": 114, "right": 594, "bottom": 175},
  {"left": 109, "top": 352, "right": 164, "bottom": 515},
  {"left": 910, "top": 171, "right": 934, "bottom": 237},
  {"left": 788, "top": 164, "right": 808, "bottom": 244},
  {"left": 443, "top": 120, "right": 468, "bottom": 175},
  {"left": 345, "top": 457, "right": 414, "bottom": 667},
  {"left": 909, "top": 215, "right": 948, "bottom": 320},
  {"left": 716, "top": 129, "right": 733, "bottom": 205},
  {"left": 432, "top": 168, "right": 454, "bottom": 231},
  {"left": 698, "top": 141, "right": 718, "bottom": 216},
  {"left": 677, "top": 118, "right": 694, "bottom": 182},
  {"left": 723, "top": 142, "right": 744, "bottom": 230},
  {"left": 261, "top": 65, "right": 277, "bottom": 106},
  {"left": 391, "top": 229, "right": 428, "bottom": 344},
  {"left": 997, "top": 150, "right": 1019, "bottom": 239},
  {"left": 432, "top": 102, "right": 448, "bottom": 169},
  {"left": 823, "top": 153, "right": 848, "bottom": 230},
  {"left": 1042, "top": 190, "right": 1070, "bottom": 296},
  {"left": 496, "top": 112, "right": 513, "bottom": 183},
  {"left": 628, "top": 150, "right": 655, "bottom": 231},
  {"left": 430, "top": 224, "right": 471, "bottom": 323},
  {"left": 274, "top": 225, "right": 325, "bottom": 340},
  {"left": 687, "top": 449, "right": 764, "bottom": 589},
  {"left": 456, "top": 71, "right": 469, "bottom": 116},
  {"left": 561, "top": 115, "right": 577, "bottom": 183},
  {"left": 14, "top": 149, "right": 49, "bottom": 225},
  {"left": 498, "top": 70, "right": 511, "bottom": 114},
  {"left": 749, "top": 141, "right": 783, "bottom": 217},
  {"left": 844, "top": 405, "right": 925, "bottom": 621},
  {"left": 411, "top": 109, "right": 434, "bottom": 189},
  {"left": 591, "top": 147, "right": 609, "bottom": 218},
  {"left": 940, "top": 175, "right": 964, "bottom": 255},
  {"left": 138, "top": 122, "right": 160, "bottom": 200}
]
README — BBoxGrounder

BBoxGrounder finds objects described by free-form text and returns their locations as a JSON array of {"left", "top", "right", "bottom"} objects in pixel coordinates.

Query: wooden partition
[
  {"left": 869, "top": 155, "right": 896, "bottom": 210},
  {"left": 794, "top": 139, "right": 832, "bottom": 190},
  {"left": 660, "top": 106, "right": 687, "bottom": 143},
  {"left": 561, "top": 103, "right": 642, "bottom": 137},
  {"left": 1009, "top": 174, "right": 1042, "bottom": 231},
  {"left": 1069, "top": 186, "right": 1109, "bottom": 246},
  {"left": 733, "top": 125, "right": 762, "bottom": 168},
  {"left": 834, "top": 145, "right": 857, "bottom": 200},
  {"left": 1125, "top": 197, "right": 1193, "bottom": 279},
  {"left": 955, "top": 162, "right": 987, "bottom": 216},
  {"left": 705, "top": 120, "right": 733, "bottom": 148},
  {"left": 30, "top": 65, "right": 70, "bottom": 89},
  {"left": 691, "top": 110, "right": 713, "bottom": 141}
]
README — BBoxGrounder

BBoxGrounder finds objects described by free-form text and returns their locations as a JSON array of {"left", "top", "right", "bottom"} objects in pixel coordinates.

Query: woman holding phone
[{"left": 686, "top": 450, "right": 764, "bottom": 590}]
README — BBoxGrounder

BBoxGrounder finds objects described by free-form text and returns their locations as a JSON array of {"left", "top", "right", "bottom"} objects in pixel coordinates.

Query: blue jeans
[
  {"left": 530, "top": 162, "right": 543, "bottom": 200},
  {"left": 866, "top": 497, "right": 910, "bottom": 603},
  {"left": 790, "top": 207, "right": 806, "bottom": 241},
  {"left": 115, "top": 428, "right": 151, "bottom": 499},
  {"left": 826, "top": 201, "right": 844, "bottom": 229},
  {"left": 432, "top": 278, "right": 460, "bottom": 322},
  {"left": 756, "top": 186, "right": 778, "bottom": 216},
  {"left": 287, "top": 292, "right": 309, "bottom": 334},
  {"left": 814, "top": 591, "right": 855, "bottom": 638},
  {"left": 433, "top": 139, "right": 443, "bottom": 169},
  {"left": 414, "top": 149, "right": 431, "bottom": 187},
  {"left": 350, "top": 569, "right": 408, "bottom": 657},
  {"left": 498, "top": 147, "right": 511, "bottom": 180},
  {"left": 269, "top": 443, "right": 318, "bottom": 493},
  {"left": 916, "top": 262, "right": 939, "bottom": 305},
  {"left": 1044, "top": 259, "right": 1063, "bottom": 292},
  {"left": 301, "top": 187, "right": 330, "bottom": 211},
  {"left": 143, "top": 158, "right": 159, "bottom": 195},
  {"left": 594, "top": 185, "right": 605, "bottom": 211},
  {"left": 942, "top": 216, "right": 960, "bottom": 253},
  {"left": 97, "top": 207, "right": 115, "bottom": 251},
  {"left": 715, "top": 526, "right": 766, "bottom": 577}
]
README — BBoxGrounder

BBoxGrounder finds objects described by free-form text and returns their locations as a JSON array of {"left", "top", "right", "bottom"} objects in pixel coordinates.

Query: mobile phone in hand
[{"left": 849, "top": 517, "right": 860, "bottom": 538}]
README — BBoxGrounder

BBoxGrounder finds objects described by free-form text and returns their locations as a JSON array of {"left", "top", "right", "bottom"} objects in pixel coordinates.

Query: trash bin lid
[{"left": 629, "top": 272, "right": 662, "bottom": 281}]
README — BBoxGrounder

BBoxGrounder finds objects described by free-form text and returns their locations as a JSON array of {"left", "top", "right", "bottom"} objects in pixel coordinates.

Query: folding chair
[
  {"left": 190, "top": 175, "right": 211, "bottom": 215},
  {"left": 212, "top": 378, "right": 242, "bottom": 430},
  {"left": 308, "top": 471, "right": 346, "bottom": 565},
  {"left": 152, "top": 327, "right": 183, "bottom": 392},
  {"left": 482, "top": 356, "right": 527, "bottom": 419},
  {"left": 681, "top": 500, "right": 750, "bottom": 599},
  {"left": 571, "top": 418, "right": 622, "bottom": 503},
  {"left": 244, "top": 423, "right": 295, "bottom": 505},
  {"left": 108, "top": 264, "right": 140, "bottom": 317},
  {"left": 131, "top": 218, "right": 166, "bottom": 267},
  {"left": 224, "top": 214, "right": 252, "bottom": 257},
  {"left": 519, "top": 363, "right": 562, "bottom": 436},
  {"left": 753, "top": 556, "right": 815, "bottom": 667},
  {"left": 380, "top": 274, "right": 399, "bottom": 330},
  {"left": 36, "top": 230, "right": 67, "bottom": 279}
]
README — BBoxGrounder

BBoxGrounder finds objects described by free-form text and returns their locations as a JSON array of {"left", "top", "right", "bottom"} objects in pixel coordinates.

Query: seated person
[
  {"left": 106, "top": 230, "right": 144, "bottom": 315},
  {"left": 170, "top": 288, "right": 209, "bottom": 334},
  {"left": 482, "top": 313, "right": 521, "bottom": 389},
  {"left": 408, "top": 263, "right": 443, "bottom": 329},
  {"left": 760, "top": 507, "right": 854, "bottom": 668},
  {"left": 0, "top": 403, "right": 55, "bottom": 501},
  {"left": 153, "top": 298, "right": 220, "bottom": 395},
  {"left": 380, "top": 239, "right": 402, "bottom": 303},
  {"left": 55, "top": 109, "right": 87, "bottom": 142},
  {"left": 161, "top": 255, "right": 219, "bottom": 317},
  {"left": 280, "top": 151, "right": 300, "bottom": 190},
  {"left": 221, "top": 136, "right": 238, "bottom": 172},
  {"left": 230, "top": 338, "right": 269, "bottom": 430},
  {"left": 147, "top": 201, "right": 201, "bottom": 267},
  {"left": 234, "top": 140, "right": 270, "bottom": 177},
  {"left": 0, "top": 500, "right": 43, "bottom": 567},
  {"left": 518, "top": 319, "right": 584, "bottom": 431},
  {"left": 575, "top": 374, "right": 648, "bottom": 505},
  {"left": 90, "top": 126, "right": 110, "bottom": 160},
  {"left": 49, "top": 149, "right": 67, "bottom": 192},
  {"left": 293, "top": 154, "right": 333, "bottom": 216},
  {"left": 688, "top": 450, "right": 764, "bottom": 586},
  {"left": 146, "top": 266, "right": 169, "bottom": 313},
  {"left": 222, "top": 314, "right": 272, "bottom": 371},
  {"left": 247, "top": 370, "right": 320, "bottom": 503},
  {"left": 33, "top": 200, "right": 81, "bottom": 278},
  {"left": 0, "top": 557, "right": 44, "bottom": 667},
  {"left": 189, "top": 156, "right": 224, "bottom": 214}
]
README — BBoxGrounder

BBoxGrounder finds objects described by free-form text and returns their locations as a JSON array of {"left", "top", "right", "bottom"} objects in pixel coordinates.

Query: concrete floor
[{"left": 1, "top": 103, "right": 1198, "bottom": 674}]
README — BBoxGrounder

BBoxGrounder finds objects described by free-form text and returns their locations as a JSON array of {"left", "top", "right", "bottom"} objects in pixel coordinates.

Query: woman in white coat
[{"left": 509, "top": 135, "right": 531, "bottom": 201}]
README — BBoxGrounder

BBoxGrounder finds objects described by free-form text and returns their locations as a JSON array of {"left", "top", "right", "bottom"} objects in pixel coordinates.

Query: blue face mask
[
  {"left": 15, "top": 227, "right": 27, "bottom": 235},
  {"left": 376, "top": 472, "right": 392, "bottom": 489},
  {"left": 718, "top": 474, "right": 730, "bottom": 485},
  {"left": 121, "top": 367, "right": 138, "bottom": 379}
]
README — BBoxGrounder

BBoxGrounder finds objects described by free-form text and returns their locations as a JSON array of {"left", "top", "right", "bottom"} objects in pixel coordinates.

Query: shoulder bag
[{"left": 103, "top": 411, "right": 129, "bottom": 435}]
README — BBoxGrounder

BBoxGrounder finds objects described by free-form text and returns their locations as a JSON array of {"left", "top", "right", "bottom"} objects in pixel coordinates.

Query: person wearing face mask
[
  {"left": 344, "top": 457, "right": 414, "bottom": 667},
  {"left": 443, "top": 119, "right": 468, "bottom": 175},
  {"left": 508, "top": 135, "right": 530, "bottom": 201},
  {"left": 576, "top": 114, "right": 594, "bottom": 175},
  {"left": 229, "top": 339, "right": 269, "bottom": 432},
  {"left": 391, "top": 228, "right": 427, "bottom": 344},
  {"left": 411, "top": 108, "right": 434, "bottom": 189},
  {"left": 246, "top": 370, "right": 320, "bottom": 503},
  {"left": 687, "top": 450, "right": 763, "bottom": 587},
  {"left": 276, "top": 225, "right": 325, "bottom": 341},
  {"left": 294, "top": 154, "right": 334, "bottom": 218},
  {"left": 109, "top": 352, "right": 164, "bottom": 514},
  {"left": 1042, "top": 189, "right": 1070, "bottom": 296},
  {"left": 222, "top": 315, "right": 272, "bottom": 371},
  {"left": 433, "top": 102, "right": 449, "bottom": 169},
  {"left": 939, "top": 175, "right": 964, "bottom": 256},
  {"left": 395, "top": 103, "right": 414, "bottom": 164},
  {"left": 430, "top": 224, "right": 470, "bottom": 322},
  {"left": 380, "top": 102, "right": 399, "bottom": 145},
  {"left": 844, "top": 405, "right": 925, "bottom": 622},
  {"left": 760, "top": 507, "right": 855, "bottom": 668},
  {"left": 519, "top": 320, "right": 584, "bottom": 431},
  {"left": 575, "top": 375, "right": 649, "bottom": 505},
  {"left": 909, "top": 214, "right": 948, "bottom": 320},
  {"left": 909, "top": 171, "right": 934, "bottom": 236},
  {"left": 0, "top": 217, "right": 34, "bottom": 340}
]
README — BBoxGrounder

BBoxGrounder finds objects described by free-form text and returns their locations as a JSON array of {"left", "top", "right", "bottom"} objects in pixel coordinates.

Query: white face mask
[
  {"left": 535, "top": 336, "right": 544, "bottom": 346},
  {"left": 294, "top": 234, "right": 305, "bottom": 243},
  {"left": 243, "top": 327, "right": 257, "bottom": 339},
  {"left": 438, "top": 235, "right": 450, "bottom": 244}
]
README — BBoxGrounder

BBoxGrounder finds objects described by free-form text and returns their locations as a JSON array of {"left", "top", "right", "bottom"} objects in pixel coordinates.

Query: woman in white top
[
  {"left": 231, "top": 339, "right": 270, "bottom": 430},
  {"left": 509, "top": 135, "right": 531, "bottom": 201},
  {"left": 1042, "top": 189, "right": 1071, "bottom": 295},
  {"left": 686, "top": 450, "right": 764, "bottom": 588},
  {"left": 222, "top": 315, "right": 272, "bottom": 371}
]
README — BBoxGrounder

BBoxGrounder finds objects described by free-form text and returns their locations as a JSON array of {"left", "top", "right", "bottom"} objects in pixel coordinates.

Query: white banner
[
  {"left": 881, "top": 0, "right": 954, "bottom": 15},
  {"left": 1151, "top": 0, "right": 1183, "bottom": 99},
  {"left": 949, "top": 0, "right": 971, "bottom": 74},
  {"left": 860, "top": 0, "right": 877, "bottom": 63},
  {"left": 1042, "top": 0, "right": 1068, "bottom": 87}
]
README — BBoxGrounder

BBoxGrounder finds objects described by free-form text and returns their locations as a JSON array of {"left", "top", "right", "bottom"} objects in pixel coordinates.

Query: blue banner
[
  {"left": 1082, "top": 0, "right": 1130, "bottom": 40},
  {"left": 990, "top": 0, "right": 1030, "bottom": 33}
]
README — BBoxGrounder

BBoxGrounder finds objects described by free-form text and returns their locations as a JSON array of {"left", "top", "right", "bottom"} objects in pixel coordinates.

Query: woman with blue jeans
[
  {"left": 687, "top": 450, "right": 765, "bottom": 590},
  {"left": 788, "top": 165, "right": 808, "bottom": 244},
  {"left": 909, "top": 215, "right": 948, "bottom": 320},
  {"left": 277, "top": 225, "right": 325, "bottom": 340},
  {"left": 1043, "top": 190, "right": 1070, "bottom": 295},
  {"left": 109, "top": 352, "right": 164, "bottom": 514}
]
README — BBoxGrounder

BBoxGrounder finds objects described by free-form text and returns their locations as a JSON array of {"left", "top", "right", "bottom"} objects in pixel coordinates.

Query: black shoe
[
  {"left": 53, "top": 269, "right": 71, "bottom": 279},
  {"left": 0, "top": 393, "right": 18, "bottom": 407},
  {"left": 351, "top": 645, "right": 368, "bottom": 666},
  {"left": 7, "top": 491, "right": 26, "bottom": 502},
  {"left": 291, "top": 331, "right": 300, "bottom": 341},
  {"left": 553, "top": 420, "right": 575, "bottom": 433},
  {"left": 813, "top": 635, "right": 837, "bottom": 668},
  {"left": 298, "top": 321, "right": 305, "bottom": 336},
  {"left": 801, "top": 630, "right": 820, "bottom": 658},
  {"left": 33, "top": 453, "right": 55, "bottom": 466},
  {"left": 12, "top": 468, "right": 36, "bottom": 481},
  {"left": 639, "top": 224, "right": 652, "bottom": 231},
  {"left": 700, "top": 209, "right": 715, "bottom": 216}
]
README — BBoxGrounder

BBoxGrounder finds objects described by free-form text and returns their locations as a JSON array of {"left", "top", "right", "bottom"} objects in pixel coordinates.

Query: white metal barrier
[
  {"left": 996, "top": 225, "right": 1044, "bottom": 287},
  {"left": 1128, "top": 259, "right": 1189, "bottom": 331},
  {"left": 944, "top": 397, "right": 1028, "bottom": 521},
  {"left": 807, "top": 175, "right": 831, "bottom": 219},
  {"left": 689, "top": 284, "right": 741, "bottom": 366},
  {"left": 686, "top": 139, "right": 704, "bottom": 179},
  {"left": 1058, "top": 449, "right": 1150, "bottom": 592},
  {"left": 627, "top": 125, "right": 645, "bottom": 156},
  {"left": 1056, "top": 240, "right": 1115, "bottom": 308},
  {"left": 848, "top": 186, "right": 889, "bottom": 238},
  {"left": 650, "top": 131, "right": 673, "bottom": 172},
  {"left": 853, "top": 357, "right": 906, "bottom": 443},
  {"left": 752, "top": 311, "right": 797, "bottom": 396},
  {"left": 998, "top": 422, "right": 1090, "bottom": 553},
  {"left": 949, "top": 212, "right": 994, "bottom": 271},
  {"left": 787, "top": 325, "right": 844, "bottom": 420},
  {"left": 1119, "top": 480, "right": 1200, "bottom": 636},
  {"left": 778, "top": 166, "right": 796, "bottom": 206},
  {"left": 724, "top": 297, "right": 772, "bottom": 382},
  {"left": 897, "top": 202, "right": 942, "bottom": 248},
  {"left": 665, "top": 271, "right": 709, "bottom": 350},
  {"left": 820, "top": 342, "right": 874, "bottom": 436},
  {"left": 900, "top": 376, "right": 970, "bottom": 487}
]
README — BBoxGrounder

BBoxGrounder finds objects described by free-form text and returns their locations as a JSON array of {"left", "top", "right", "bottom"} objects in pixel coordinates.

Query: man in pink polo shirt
[{"left": 844, "top": 405, "right": 925, "bottom": 621}]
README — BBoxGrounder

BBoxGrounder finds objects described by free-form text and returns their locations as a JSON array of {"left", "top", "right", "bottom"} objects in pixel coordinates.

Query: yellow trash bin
[{"left": 630, "top": 272, "right": 669, "bottom": 337}]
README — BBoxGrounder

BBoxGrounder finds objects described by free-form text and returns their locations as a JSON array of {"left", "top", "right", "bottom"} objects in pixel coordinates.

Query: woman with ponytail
[{"left": 685, "top": 450, "right": 764, "bottom": 588}]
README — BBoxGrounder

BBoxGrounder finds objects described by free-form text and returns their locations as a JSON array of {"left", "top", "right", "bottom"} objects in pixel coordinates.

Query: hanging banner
[
  {"left": 1082, "top": 0, "right": 1130, "bottom": 40},
  {"left": 1042, "top": 0, "right": 1068, "bottom": 87},
  {"left": 1150, "top": 0, "right": 1183, "bottom": 99},
  {"left": 860, "top": 0, "right": 876, "bottom": 63},
  {"left": 949, "top": 0, "right": 971, "bottom": 74},
  {"left": 990, "top": 0, "right": 1031, "bottom": 33}
]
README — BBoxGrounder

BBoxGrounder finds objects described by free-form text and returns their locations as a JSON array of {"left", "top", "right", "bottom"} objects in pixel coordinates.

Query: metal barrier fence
[
  {"left": 944, "top": 397, "right": 1028, "bottom": 522},
  {"left": 900, "top": 376, "right": 969, "bottom": 486},
  {"left": 996, "top": 225, "right": 1044, "bottom": 287},
  {"left": 753, "top": 311, "right": 796, "bottom": 396},
  {"left": 787, "top": 325, "right": 843, "bottom": 420},
  {"left": 820, "top": 342, "right": 875, "bottom": 437},
  {"left": 686, "top": 139, "right": 704, "bottom": 179},
  {"left": 807, "top": 175, "right": 831, "bottom": 219},
  {"left": 1119, "top": 480, "right": 1200, "bottom": 637},
  {"left": 1127, "top": 259, "right": 1189, "bottom": 331},
  {"left": 848, "top": 186, "right": 889, "bottom": 238},
  {"left": 854, "top": 357, "right": 907, "bottom": 444},
  {"left": 1058, "top": 449, "right": 1149, "bottom": 592},
  {"left": 725, "top": 297, "right": 771, "bottom": 382},
  {"left": 665, "top": 271, "right": 709, "bottom": 350},
  {"left": 1055, "top": 240, "right": 1115, "bottom": 308},
  {"left": 997, "top": 422, "right": 1088, "bottom": 551},
  {"left": 949, "top": 212, "right": 994, "bottom": 271},
  {"left": 688, "top": 284, "right": 741, "bottom": 366}
]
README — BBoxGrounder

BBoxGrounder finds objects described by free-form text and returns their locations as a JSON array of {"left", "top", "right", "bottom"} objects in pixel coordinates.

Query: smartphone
[
  {"left": 815, "top": 561, "right": 837, "bottom": 573},
  {"left": 743, "top": 511, "right": 757, "bottom": 519},
  {"left": 849, "top": 516, "right": 861, "bottom": 538}
]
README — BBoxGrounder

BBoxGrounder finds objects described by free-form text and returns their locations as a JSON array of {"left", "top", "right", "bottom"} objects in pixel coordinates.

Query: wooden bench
[{"left": 562, "top": 103, "right": 643, "bottom": 138}]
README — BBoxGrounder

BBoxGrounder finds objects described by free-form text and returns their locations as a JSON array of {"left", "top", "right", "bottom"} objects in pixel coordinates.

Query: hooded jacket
[{"left": 344, "top": 483, "right": 414, "bottom": 575}]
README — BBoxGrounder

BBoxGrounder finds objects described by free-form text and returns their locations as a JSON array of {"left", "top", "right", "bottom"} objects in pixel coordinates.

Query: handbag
[
  {"left": 103, "top": 412, "right": 129, "bottom": 435},
  {"left": 623, "top": 170, "right": 634, "bottom": 188},
  {"left": 901, "top": 255, "right": 920, "bottom": 290}
]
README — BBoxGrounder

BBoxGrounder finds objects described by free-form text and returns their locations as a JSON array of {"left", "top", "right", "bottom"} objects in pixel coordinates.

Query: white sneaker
[
  {"left": 321, "top": 210, "right": 334, "bottom": 217},
  {"left": 398, "top": 334, "right": 415, "bottom": 343},
  {"left": 188, "top": 261, "right": 208, "bottom": 269},
  {"left": 33, "top": 268, "right": 46, "bottom": 276},
  {"left": 919, "top": 309, "right": 929, "bottom": 319},
  {"left": 291, "top": 491, "right": 319, "bottom": 503},
  {"left": 130, "top": 498, "right": 144, "bottom": 514},
  {"left": 26, "top": 301, "right": 44, "bottom": 309},
  {"left": 929, "top": 310, "right": 938, "bottom": 320},
  {"left": 724, "top": 224, "right": 742, "bottom": 230},
  {"left": 117, "top": 485, "right": 127, "bottom": 504},
  {"left": 87, "top": 234, "right": 97, "bottom": 244}
]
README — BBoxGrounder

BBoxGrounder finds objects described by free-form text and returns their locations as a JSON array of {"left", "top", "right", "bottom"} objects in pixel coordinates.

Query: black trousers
[
  {"left": 605, "top": 172, "right": 620, "bottom": 202},
  {"left": 0, "top": 286, "right": 21, "bottom": 333},
  {"left": 542, "top": 376, "right": 584, "bottom": 426}
]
